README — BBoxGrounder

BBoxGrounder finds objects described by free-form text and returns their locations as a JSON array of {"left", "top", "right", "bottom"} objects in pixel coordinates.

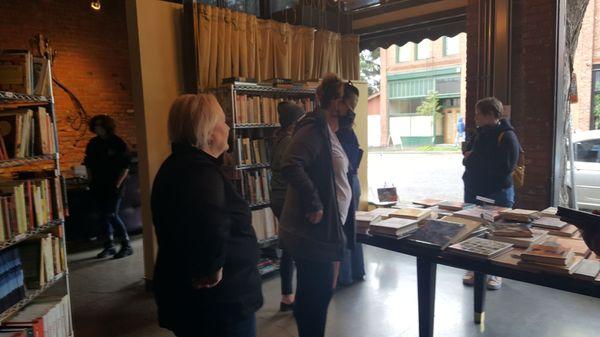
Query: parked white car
[{"left": 567, "top": 130, "right": 600, "bottom": 211}]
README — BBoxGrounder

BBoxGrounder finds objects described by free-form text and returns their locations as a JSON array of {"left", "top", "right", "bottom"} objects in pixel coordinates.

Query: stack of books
[
  {"left": 438, "top": 201, "right": 475, "bottom": 212},
  {"left": 500, "top": 209, "right": 540, "bottom": 222},
  {"left": 518, "top": 240, "right": 582, "bottom": 274},
  {"left": 251, "top": 208, "right": 277, "bottom": 241},
  {"left": 412, "top": 199, "right": 443, "bottom": 208},
  {"left": 448, "top": 237, "right": 514, "bottom": 259},
  {"left": 531, "top": 217, "right": 568, "bottom": 231},
  {"left": 2, "top": 294, "right": 72, "bottom": 337},
  {"left": 257, "top": 258, "right": 279, "bottom": 276},
  {"left": 18, "top": 234, "right": 66, "bottom": 290},
  {"left": 234, "top": 95, "right": 280, "bottom": 125},
  {"left": 355, "top": 211, "right": 382, "bottom": 234},
  {"left": 236, "top": 137, "right": 271, "bottom": 166},
  {"left": 369, "top": 218, "right": 419, "bottom": 239},
  {"left": 407, "top": 220, "right": 466, "bottom": 250},
  {"left": 0, "top": 108, "right": 57, "bottom": 160},
  {"left": 390, "top": 208, "right": 432, "bottom": 222},
  {"left": 240, "top": 169, "right": 271, "bottom": 205},
  {"left": 539, "top": 207, "right": 559, "bottom": 218},
  {"left": 487, "top": 223, "right": 548, "bottom": 248},
  {"left": 453, "top": 207, "right": 503, "bottom": 222},
  {"left": 0, "top": 248, "right": 25, "bottom": 314}
]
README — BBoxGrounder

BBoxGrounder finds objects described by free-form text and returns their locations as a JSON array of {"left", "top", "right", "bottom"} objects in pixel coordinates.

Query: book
[
  {"left": 491, "top": 248, "right": 526, "bottom": 267},
  {"left": 408, "top": 220, "right": 466, "bottom": 250},
  {"left": 547, "top": 224, "right": 579, "bottom": 237},
  {"left": 500, "top": 209, "right": 540, "bottom": 222},
  {"left": 438, "top": 201, "right": 475, "bottom": 212},
  {"left": 571, "top": 259, "right": 600, "bottom": 281},
  {"left": 448, "top": 237, "right": 513, "bottom": 259},
  {"left": 453, "top": 207, "right": 501, "bottom": 222},
  {"left": 412, "top": 199, "right": 443, "bottom": 208},
  {"left": 439, "top": 215, "right": 484, "bottom": 244},
  {"left": 531, "top": 217, "right": 568, "bottom": 230},
  {"left": 487, "top": 228, "right": 548, "bottom": 248},
  {"left": 389, "top": 208, "right": 432, "bottom": 221},
  {"left": 355, "top": 211, "right": 382, "bottom": 234},
  {"left": 490, "top": 222, "right": 534, "bottom": 238},
  {"left": 0, "top": 50, "right": 33, "bottom": 95},
  {"left": 540, "top": 206, "right": 559, "bottom": 218},
  {"left": 521, "top": 240, "right": 574, "bottom": 266},
  {"left": 369, "top": 218, "right": 419, "bottom": 238},
  {"left": 518, "top": 256, "right": 583, "bottom": 275},
  {"left": 553, "top": 237, "right": 591, "bottom": 257}
]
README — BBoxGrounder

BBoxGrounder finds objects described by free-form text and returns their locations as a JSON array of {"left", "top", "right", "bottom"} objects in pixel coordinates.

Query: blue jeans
[
  {"left": 464, "top": 186, "right": 515, "bottom": 208},
  {"left": 93, "top": 192, "right": 129, "bottom": 247},
  {"left": 176, "top": 313, "right": 256, "bottom": 337}
]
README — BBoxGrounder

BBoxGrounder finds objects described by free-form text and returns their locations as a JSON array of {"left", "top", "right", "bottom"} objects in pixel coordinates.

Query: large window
[
  {"left": 443, "top": 36, "right": 460, "bottom": 56},
  {"left": 396, "top": 43, "right": 412, "bottom": 63},
  {"left": 416, "top": 39, "right": 432, "bottom": 60},
  {"left": 591, "top": 66, "right": 600, "bottom": 129}
]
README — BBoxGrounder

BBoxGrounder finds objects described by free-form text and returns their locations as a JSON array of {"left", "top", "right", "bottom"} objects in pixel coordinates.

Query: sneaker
[
  {"left": 462, "top": 271, "right": 475, "bottom": 286},
  {"left": 113, "top": 245, "right": 133, "bottom": 259},
  {"left": 486, "top": 276, "right": 503, "bottom": 290},
  {"left": 96, "top": 247, "right": 117, "bottom": 259}
]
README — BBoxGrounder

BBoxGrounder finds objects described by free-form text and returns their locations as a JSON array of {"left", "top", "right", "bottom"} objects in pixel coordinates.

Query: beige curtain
[
  {"left": 272, "top": 21, "right": 292, "bottom": 80},
  {"left": 256, "top": 19, "right": 273, "bottom": 81},
  {"left": 341, "top": 34, "right": 360, "bottom": 80},
  {"left": 313, "top": 30, "right": 342, "bottom": 79},
  {"left": 291, "top": 26, "right": 315, "bottom": 81}
]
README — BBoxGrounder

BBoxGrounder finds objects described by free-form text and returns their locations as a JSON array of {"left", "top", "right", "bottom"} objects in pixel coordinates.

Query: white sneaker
[
  {"left": 487, "top": 276, "right": 503, "bottom": 290},
  {"left": 462, "top": 271, "right": 475, "bottom": 286}
]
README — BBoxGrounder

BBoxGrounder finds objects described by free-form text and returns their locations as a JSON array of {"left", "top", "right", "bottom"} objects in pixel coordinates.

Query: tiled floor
[{"left": 68, "top": 237, "right": 600, "bottom": 337}]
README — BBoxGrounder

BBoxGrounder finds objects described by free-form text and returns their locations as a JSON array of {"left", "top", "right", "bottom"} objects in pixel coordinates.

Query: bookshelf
[
  {"left": 215, "top": 82, "right": 317, "bottom": 278},
  {"left": 0, "top": 56, "right": 73, "bottom": 335}
]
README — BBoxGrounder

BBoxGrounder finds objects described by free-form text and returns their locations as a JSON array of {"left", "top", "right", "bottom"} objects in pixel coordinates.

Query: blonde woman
[{"left": 151, "top": 94, "right": 263, "bottom": 337}]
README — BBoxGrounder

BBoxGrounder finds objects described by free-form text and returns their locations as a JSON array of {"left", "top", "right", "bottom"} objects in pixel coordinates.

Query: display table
[{"left": 357, "top": 233, "right": 600, "bottom": 337}]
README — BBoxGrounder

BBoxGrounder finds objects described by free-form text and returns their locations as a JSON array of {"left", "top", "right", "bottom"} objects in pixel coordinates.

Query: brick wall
[
  {"left": 0, "top": 0, "right": 135, "bottom": 174},
  {"left": 466, "top": 0, "right": 558, "bottom": 210}
]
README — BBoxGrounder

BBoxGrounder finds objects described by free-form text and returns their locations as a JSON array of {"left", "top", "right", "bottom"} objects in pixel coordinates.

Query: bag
[{"left": 499, "top": 132, "right": 525, "bottom": 189}]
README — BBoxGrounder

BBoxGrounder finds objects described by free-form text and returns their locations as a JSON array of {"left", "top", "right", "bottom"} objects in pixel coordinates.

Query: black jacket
[
  {"left": 150, "top": 143, "right": 263, "bottom": 333},
  {"left": 83, "top": 134, "right": 131, "bottom": 195},
  {"left": 462, "top": 119, "right": 521, "bottom": 195},
  {"left": 269, "top": 129, "right": 293, "bottom": 218},
  {"left": 279, "top": 109, "right": 346, "bottom": 262}
]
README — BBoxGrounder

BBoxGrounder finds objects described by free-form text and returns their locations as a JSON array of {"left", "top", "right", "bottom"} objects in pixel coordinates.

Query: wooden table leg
[
  {"left": 416, "top": 257, "right": 437, "bottom": 337},
  {"left": 474, "top": 272, "right": 487, "bottom": 324}
]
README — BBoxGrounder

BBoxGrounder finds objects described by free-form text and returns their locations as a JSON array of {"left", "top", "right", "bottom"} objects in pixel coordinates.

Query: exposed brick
[{"left": 0, "top": 0, "right": 135, "bottom": 174}]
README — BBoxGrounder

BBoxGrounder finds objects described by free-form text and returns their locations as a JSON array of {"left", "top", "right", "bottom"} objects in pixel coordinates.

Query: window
[
  {"left": 591, "top": 66, "right": 600, "bottom": 129},
  {"left": 444, "top": 36, "right": 460, "bottom": 56},
  {"left": 435, "top": 77, "right": 460, "bottom": 95},
  {"left": 396, "top": 43, "right": 412, "bottom": 63},
  {"left": 416, "top": 39, "right": 432, "bottom": 60},
  {"left": 575, "top": 139, "right": 600, "bottom": 163}
]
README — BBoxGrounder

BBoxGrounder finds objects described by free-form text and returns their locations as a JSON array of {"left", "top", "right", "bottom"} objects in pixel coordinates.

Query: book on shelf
[
  {"left": 252, "top": 207, "right": 278, "bottom": 242},
  {"left": 438, "top": 201, "right": 475, "bottom": 212},
  {"left": 0, "top": 50, "right": 33, "bottom": 95},
  {"left": 412, "top": 199, "right": 443, "bottom": 208},
  {"left": 369, "top": 218, "right": 419, "bottom": 238},
  {"left": 0, "top": 108, "right": 56, "bottom": 160},
  {"left": 355, "top": 211, "right": 382, "bottom": 234},
  {"left": 239, "top": 169, "right": 271, "bottom": 205},
  {"left": 18, "top": 234, "right": 65, "bottom": 290},
  {"left": 531, "top": 216, "right": 568, "bottom": 230},
  {"left": 4, "top": 294, "right": 73, "bottom": 337},
  {"left": 500, "top": 209, "right": 540, "bottom": 222},
  {"left": 0, "top": 248, "right": 26, "bottom": 315},
  {"left": 407, "top": 220, "right": 466, "bottom": 250},
  {"left": 520, "top": 240, "right": 575, "bottom": 266},
  {"left": 571, "top": 259, "right": 600, "bottom": 281},
  {"left": 234, "top": 95, "right": 280, "bottom": 125},
  {"left": 487, "top": 228, "right": 548, "bottom": 248},
  {"left": 389, "top": 208, "right": 432, "bottom": 221},
  {"left": 439, "top": 215, "right": 485, "bottom": 244},
  {"left": 236, "top": 137, "right": 271, "bottom": 166},
  {"left": 447, "top": 237, "right": 514, "bottom": 259}
]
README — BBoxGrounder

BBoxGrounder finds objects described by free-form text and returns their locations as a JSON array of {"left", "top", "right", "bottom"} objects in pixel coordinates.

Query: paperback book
[
  {"left": 407, "top": 220, "right": 466, "bottom": 250},
  {"left": 390, "top": 208, "right": 432, "bottom": 221},
  {"left": 369, "top": 217, "right": 419, "bottom": 238},
  {"left": 447, "top": 237, "right": 513, "bottom": 259}
]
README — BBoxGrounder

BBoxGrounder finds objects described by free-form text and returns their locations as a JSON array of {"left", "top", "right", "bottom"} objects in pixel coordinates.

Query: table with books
[{"left": 356, "top": 201, "right": 600, "bottom": 337}]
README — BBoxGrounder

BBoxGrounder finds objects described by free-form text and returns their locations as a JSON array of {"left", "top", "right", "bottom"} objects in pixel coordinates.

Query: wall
[
  {"left": 0, "top": 0, "right": 135, "bottom": 172},
  {"left": 126, "top": 0, "right": 183, "bottom": 282}
]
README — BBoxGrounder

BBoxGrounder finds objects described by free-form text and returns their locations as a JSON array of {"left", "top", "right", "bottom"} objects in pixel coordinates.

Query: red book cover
[
  {"left": 3, "top": 320, "right": 44, "bottom": 337},
  {"left": 24, "top": 181, "right": 34, "bottom": 231}
]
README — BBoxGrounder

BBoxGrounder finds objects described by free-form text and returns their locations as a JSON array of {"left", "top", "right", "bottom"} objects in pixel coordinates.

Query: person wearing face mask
[
  {"left": 151, "top": 94, "right": 263, "bottom": 337},
  {"left": 279, "top": 73, "right": 352, "bottom": 337},
  {"left": 335, "top": 82, "right": 365, "bottom": 287},
  {"left": 84, "top": 115, "right": 133, "bottom": 259},
  {"left": 462, "top": 97, "right": 521, "bottom": 290}
]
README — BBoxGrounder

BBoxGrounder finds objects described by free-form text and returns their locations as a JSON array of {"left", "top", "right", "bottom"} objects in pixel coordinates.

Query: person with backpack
[{"left": 462, "top": 97, "right": 521, "bottom": 290}]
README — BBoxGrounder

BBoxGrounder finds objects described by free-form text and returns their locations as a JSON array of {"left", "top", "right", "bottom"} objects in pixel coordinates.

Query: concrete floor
[{"left": 68, "top": 237, "right": 600, "bottom": 337}]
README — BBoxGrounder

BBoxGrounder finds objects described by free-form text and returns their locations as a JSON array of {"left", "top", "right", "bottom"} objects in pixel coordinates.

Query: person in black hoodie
[
  {"left": 280, "top": 74, "right": 353, "bottom": 337},
  {"left": 151, "top": 94, "right": 263, "bottom": 337},
  {"left": 462, "top": 96, "right": 520, "bottom": 290}
]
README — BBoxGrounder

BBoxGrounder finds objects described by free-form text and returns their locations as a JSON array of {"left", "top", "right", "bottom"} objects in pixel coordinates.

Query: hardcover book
[
  {"left": 490, "top": 222, "right": 534, "bottom": 238},
  {"left": 487, "top": 228, "right": 548, "bottom": 248},
  {"left": 390, "top": 208, "right": 432, "bottom": 221},
  {"left": 412, "top": 198, "right": 443, "bottom": 208},
  {"left": 440, "top": 215, "right": 484, "bottom": 244},
  {"left": 438, "top": 201, "right": 475, "bottom": 212},
  {"left": 408, "top": 220, "right": 466, "bottom": 250},
  {"left": 369, "top": 218, "right": 419, "bottom": 238},
  {"left": 500, "top": 209, "right": 540, "bottom": 222},
  {"left": 532, "top": 217, "right": 568, "bottom": 230},
  {"left": 521, "top": 240, "right": 574, "bottom": 265},
  {"left": 447, "top": 237, "right": 513, "bottom": 259}
]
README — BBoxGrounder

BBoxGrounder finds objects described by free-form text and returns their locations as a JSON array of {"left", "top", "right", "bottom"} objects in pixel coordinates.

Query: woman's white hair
[{"left": 168, "top": 94, "right": 223, "bottom": 149}]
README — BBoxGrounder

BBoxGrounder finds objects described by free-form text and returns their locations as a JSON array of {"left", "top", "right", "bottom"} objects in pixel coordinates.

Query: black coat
[
  {"left": 279, "top": 109, "right": 346, "bottom": 262},
  {"left": 462, "top": 119, "right": 521, "bottom": 195},
  {"left": 150, "top": 143, "right": 263, "bottom": 333}
]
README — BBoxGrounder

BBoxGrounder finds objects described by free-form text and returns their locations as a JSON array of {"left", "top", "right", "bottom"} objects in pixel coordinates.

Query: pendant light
[{"left": 90, "top": 0, "right": 101, "bottom": 11}]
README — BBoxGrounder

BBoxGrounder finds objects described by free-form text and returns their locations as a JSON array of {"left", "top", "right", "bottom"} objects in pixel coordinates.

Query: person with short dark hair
[
  {"left": 336, "top": 82, "right": 365, "bottom": 286},
  {"left": 280, "top": 73, "right": 353, "bottom": 337},
  {"left": 270, "top": 101, "right": 304, "bottom": 312},
  {"left": 462, "top": 97, "right": 521, "bottom": 289},
  {"left": 84, "top": 115, "right": 133, "bottom": 259}
]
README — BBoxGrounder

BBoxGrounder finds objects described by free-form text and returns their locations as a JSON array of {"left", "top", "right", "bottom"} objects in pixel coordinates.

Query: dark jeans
[
  {"left": 339, "top": 174, "right": 365, "bottom": 285},
  {"left": 93, "top": 191, "right": 129, "bottom": 247},
  {"left": 464, "top": 186, "right": 515, "bottom": 208},
  {"left": 175, "top": 313, "right": 256, "bottom": 337},
  {"left": 280, "top": 248, "right": 295, "bottom": 295},
  {"left": 294, "top": 258, "right": 334, "bottom": 337}
]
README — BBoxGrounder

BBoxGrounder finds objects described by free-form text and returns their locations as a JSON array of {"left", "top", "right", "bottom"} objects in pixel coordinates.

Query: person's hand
[
  {"left": 192, "top": 268, "right": 223, "bottom": 289},
  {"left": 306, "top": 210, "right": 324, "bottom": 224},
  {"left": 581, "top": 229, "right": 600, "bottom": 256}
]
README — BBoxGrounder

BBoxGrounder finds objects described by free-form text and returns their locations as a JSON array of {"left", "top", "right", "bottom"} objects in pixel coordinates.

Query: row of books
[
  {"left": 257, "top": 258, "right": 279, "bottom": 276},
  {"left": 234, "top": 96, "right": 311, "bottom": 125},
  {"left": 0, "top": 248, "right": 25, "bottom": 314},
  {"left": 0, "top": 176, "right": 65, "bottom": 243},
  {"left": 0, "top": 50, "right": 51, "bottom": 97},
  {"left": 239, "top": 169, "right": 271, "bottom": 205},
  {"left": 19, "top": 234, "right": 66, "bottom": 290},
  {"left": 251, "top": 208, "right": 277, "bottom": 242},
  {"left": 1, "top": 294, "right": 72, "bottom": 337},
  {"left": 0, "top": 108, "right": 57, "bottom": 160},
  {"left": 236, "top": 137, "right": 271, "bottom": 166}
]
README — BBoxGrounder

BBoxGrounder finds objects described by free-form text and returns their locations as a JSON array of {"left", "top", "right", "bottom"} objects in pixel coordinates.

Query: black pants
[
  {"left": 175, "top": 313, "right": 256, "bottom": 337},
  {"left": 294, "top": 258, "right": 334, "bottom": 337},
  {"left": 280, "top": 249, "right": 295, "bottom": 295},
  {"left": 93, "top": 191, "right": 129, "bottom": 247}
]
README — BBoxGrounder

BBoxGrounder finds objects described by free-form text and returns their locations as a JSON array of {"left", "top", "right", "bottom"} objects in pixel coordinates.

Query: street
[{"left": 367, "top": 151, "right": 464, "bottom": 203}]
